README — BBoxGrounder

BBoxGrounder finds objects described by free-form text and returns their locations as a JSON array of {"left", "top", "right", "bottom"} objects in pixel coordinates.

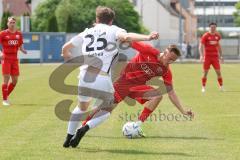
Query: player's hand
[
  {"left": 61, "top": 52, "right": 72, "bottom": 61},
  {"left": 220, "top": 56, "right": 224, "bottom": 63},
  {"left": 148, "top": 32, "right": 159, "bottom": 40},
  {"left": 182, "top": 108, "right": 194, "bottom": 118},
  {"left": 22, "top": 49, "right": 27, "bottom": 54}
]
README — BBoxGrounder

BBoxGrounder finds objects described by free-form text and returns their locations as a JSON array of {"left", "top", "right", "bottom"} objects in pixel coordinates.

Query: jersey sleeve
[
  {"left": 162, "top": 68, "right": 173, "bottom": 86},
  {"left": 113, "top": 26, "right": 126, "bottom": 40},
  {"left": 201, "top": 33, "right": 207, "bottom": 45},
  {"left": 70, "top": 33, "right": 83, "bottom": 47},
  {"left": 0, "top": 31, "right": 3, "bottom": 44},
  {"left": 218, "top": 33, "right": 222, "bottom": 41},
  {"left": 19, "top": 32, "right": 23, "bottom": 46},
  {"left": 131, "top": 41, "right": 159, "bottom": 56}
]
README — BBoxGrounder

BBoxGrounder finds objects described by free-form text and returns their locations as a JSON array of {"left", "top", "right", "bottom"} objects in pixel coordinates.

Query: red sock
[
  {"left": 138, "top": 107, "right": 153, "bottom": 122},
  {"left": 218, "top": 77, "right": 223, "bottom": 86},
  {"left": 202, "top": 77, "right": 207, "bottom": 87},
  {"left": 8, "top": 83, "right": 16, "bottom": 96},
  {"left": 2, "top": 84, "right": 8, "bottom": 100}
]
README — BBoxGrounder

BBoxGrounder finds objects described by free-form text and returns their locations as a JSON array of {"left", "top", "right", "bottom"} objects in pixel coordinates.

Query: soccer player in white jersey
[{"left": 61, "top": 6, "right": 159, "bottom": 148}]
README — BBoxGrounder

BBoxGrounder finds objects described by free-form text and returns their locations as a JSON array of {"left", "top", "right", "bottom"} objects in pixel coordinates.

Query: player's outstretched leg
[
  {"left": 133, "top": 96, "right": 162, "bottom": 137},
  {"left": 63, "top": 106, "right": 85, "bottom": 148},
  {"left": 70, "top": 110, "right": 110, "bottom": 148},
  {"left": 63, "top": 134, "right": 74, "bottom": 148},
  {"left": 69, "top": 125, "right": 90, "bottom": 148}
]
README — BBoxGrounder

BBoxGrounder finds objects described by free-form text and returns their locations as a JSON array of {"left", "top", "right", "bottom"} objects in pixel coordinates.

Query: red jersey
[
  {"left": 201, "top": 32, "right": 221, "bottom": 57},
  {"left": 0, "top": 29, "right": 23, "bottom": 60},
  {"left": 119, "top": 41, "right": 172, "bottom": 86}
]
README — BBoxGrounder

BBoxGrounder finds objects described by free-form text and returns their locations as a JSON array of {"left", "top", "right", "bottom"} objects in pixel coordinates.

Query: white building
[
  {"left": 130, "top": 0, "right": 180, "bottom": 41},
  {"left": 195, "top": 0, "right": 240, "bottom": 33},
  {"left": 31, "top": 0, "right": 42, "bottom": 13}
]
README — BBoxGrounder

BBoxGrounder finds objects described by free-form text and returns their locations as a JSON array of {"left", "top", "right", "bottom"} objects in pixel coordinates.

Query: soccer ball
[{"left": 122, "top": 122, "right": 143, "bottom": 139}]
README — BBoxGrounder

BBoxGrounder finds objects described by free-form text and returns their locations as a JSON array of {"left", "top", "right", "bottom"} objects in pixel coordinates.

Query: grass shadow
[
  {"left": 86, "top": 135, "right": 224, "bottom": 141},
  {"left": 79, "top": 147, "right": 194, "bottom": 157},
  {"left": 13, "top": 103, "right": 54, "bottom": 107},
  {"left": 145, "top": 136, "right": 224, "bottom": 141}
]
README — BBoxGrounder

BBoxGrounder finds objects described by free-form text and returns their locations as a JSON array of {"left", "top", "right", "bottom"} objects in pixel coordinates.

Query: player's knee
[{"left": 3, "top": 75, "right": 10, "bottom": 83}]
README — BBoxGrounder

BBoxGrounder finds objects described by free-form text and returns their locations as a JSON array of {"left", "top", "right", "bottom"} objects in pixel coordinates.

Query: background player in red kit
[
  {"left": 199, "top": 22, "right": 224, "bottom": 93},
  {"left": 70, "top": 41, "right": 194, "bottom": 147},
  {"left": 0, "top": 17, "right": 27, "bottom": 106}
]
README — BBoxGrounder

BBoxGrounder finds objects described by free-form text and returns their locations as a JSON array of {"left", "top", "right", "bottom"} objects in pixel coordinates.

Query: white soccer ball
[{"left": 122, "top": 122, "right": 143, "bottom": 139}]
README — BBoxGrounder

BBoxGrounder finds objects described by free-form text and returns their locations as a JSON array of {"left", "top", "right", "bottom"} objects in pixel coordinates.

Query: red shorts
[
  {"left": 203, "top": 56, "right": 220, "bottom": 71},
  {"left": 114, "top": 79, "right": 160, "bottom": 104},
  {"left": 1, "top": 59, "right": 19, "bottom": 76}
]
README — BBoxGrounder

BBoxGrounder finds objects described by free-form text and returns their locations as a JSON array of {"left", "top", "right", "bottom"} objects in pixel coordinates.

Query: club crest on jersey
[
  {"left": 16, "top": 35, "right": 20, "bottom": 39},
  {"left": 141, "top": 64, "right": 155, "bottom": 76}
]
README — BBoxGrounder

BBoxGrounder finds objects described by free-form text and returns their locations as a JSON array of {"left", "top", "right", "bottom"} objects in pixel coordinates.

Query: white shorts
[{"left": 78, "top": 70, "right": 114, "bottom": 103}]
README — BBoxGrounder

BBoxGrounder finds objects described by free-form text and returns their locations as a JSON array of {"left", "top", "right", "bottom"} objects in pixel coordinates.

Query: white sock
[
  {"left": 67, "top": 106, "right": 85, "bottom": 135},
  {"left": 86, "top": 110, "right": 110, "bottom": 129}
]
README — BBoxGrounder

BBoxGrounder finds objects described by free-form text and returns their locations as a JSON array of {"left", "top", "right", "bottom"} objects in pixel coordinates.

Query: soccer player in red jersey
[
  {"left": 199, "top": 22, "right": 224, "bottom": 93},
  {"left": 112, "top": 42, "right": 194, "bottom": 127},
  {"left": 0, "top": 17, "right": 27, "bottom": 106},
  {"left": 70, "top": 41, "right": 194, "bottom": 147}
]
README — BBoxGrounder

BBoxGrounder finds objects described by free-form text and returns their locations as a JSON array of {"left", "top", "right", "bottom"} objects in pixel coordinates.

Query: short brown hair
[
  {"left": 209, "top": 22, "right": 217, "bottom": 27},
  {"left": 168, "top": 44, "right": 181, "bottom": 57},
  {"left": 96, "top": 6, "right": 115, "bottom": 24},
  {"left": 8, "top": 16, "right": 16, "bottom": 22}
]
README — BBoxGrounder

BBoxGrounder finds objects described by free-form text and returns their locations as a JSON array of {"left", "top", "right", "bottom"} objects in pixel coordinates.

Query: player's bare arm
[
  {"left": 218, "top": 43, "right": 224, "bottom": 63},
  {"left": 118, "top": 31, "right": 159, "bottom": 42},
  {"left": 199, "top": 42, "right": 204, "bottom": 62},
  {"left": 168, "top": 89, "right": 194, "bottom": 118},
  {"left": 61, "top": 41, "right": 74, "bottom": 61},
  {"left": 20, "top": 45, "right": 27, "bottom": 54},
  {"left": 0, "top": 49, "right": 2, "bottom": 59}
]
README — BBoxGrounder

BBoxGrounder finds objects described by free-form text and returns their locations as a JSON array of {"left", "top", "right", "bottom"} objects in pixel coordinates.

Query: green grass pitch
[{"left": 0, "top": 63, "right": 239, "bottom": 160}]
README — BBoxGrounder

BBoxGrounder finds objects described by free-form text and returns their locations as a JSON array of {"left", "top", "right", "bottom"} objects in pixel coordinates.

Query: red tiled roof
[{"left": 3, "top": 0, "right": 31, "bottom": 16}]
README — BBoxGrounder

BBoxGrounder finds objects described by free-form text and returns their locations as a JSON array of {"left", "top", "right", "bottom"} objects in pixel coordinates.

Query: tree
[
  {"left": 48, "top": 14, "right": 59, "bottom": 32},
  {"left": 31, "top": 0, "right": 61, "bottom": 32},
  {"left": 234, "top": 2, "right": 240, "bottom": 26},
  {"left": 33, "top": 0, "right": 148, "bottom": 33},
  {"left": 55, "top": 0, "right": 103, "bottom": 32},
  {"left": 1, "top": 11, "right": 12, "bottom": 30},
  {"left": 101, "top": 0, "right": 148, "bottom": 33},
  {"left": 66, "top": 15, "right": 73, "bottom": 33}
]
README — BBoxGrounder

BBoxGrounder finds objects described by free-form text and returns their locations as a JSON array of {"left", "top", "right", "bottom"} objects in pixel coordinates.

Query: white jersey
[{"left": 70, "top": 24, "right": 126, "bottom": 73}]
